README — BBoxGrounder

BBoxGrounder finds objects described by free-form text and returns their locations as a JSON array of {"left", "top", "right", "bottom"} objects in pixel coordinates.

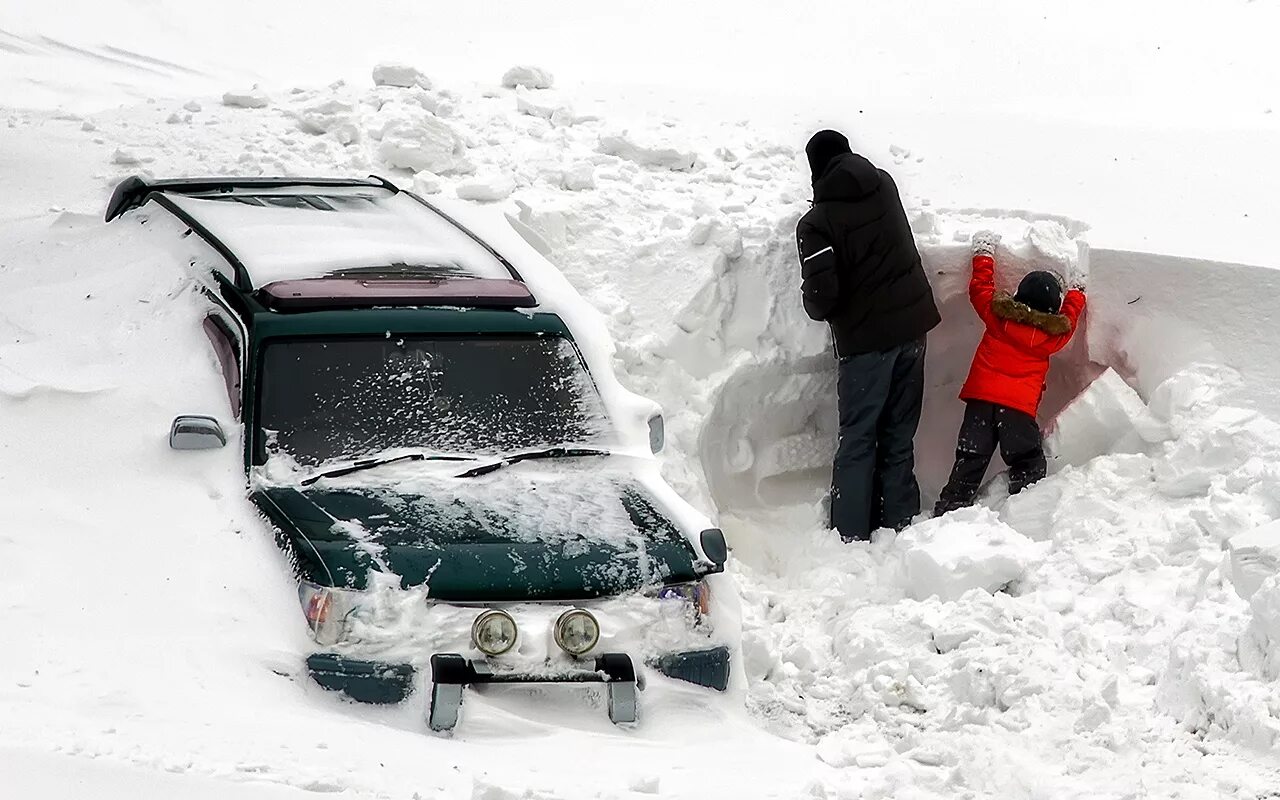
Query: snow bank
[{"left": 1088, "top": 248, "right": 1280, "bottom": 418}]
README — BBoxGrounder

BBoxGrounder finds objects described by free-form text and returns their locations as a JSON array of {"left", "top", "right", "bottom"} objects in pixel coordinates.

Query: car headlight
[
  {"left": 553, "top": 608, "right": 600, "bottom": 656},
  {"left": 471, "top": 609, "right": 518, "bottom": 656}
]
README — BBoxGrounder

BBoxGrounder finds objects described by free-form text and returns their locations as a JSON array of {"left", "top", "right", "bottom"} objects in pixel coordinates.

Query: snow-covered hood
[{"left": 253, "top": 468, "right": 704, "bottom": 601}]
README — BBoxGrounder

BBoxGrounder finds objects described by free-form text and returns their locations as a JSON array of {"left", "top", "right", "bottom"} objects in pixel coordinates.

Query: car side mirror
[
  {"left": 169, "top": 415, "right": 227, "bottom": 450},
  {"left": 700, "top": 528, "right": 728, "bottom": 573},
  {"left": 648, "top": 413, "right": 664, "bottom": 454}
]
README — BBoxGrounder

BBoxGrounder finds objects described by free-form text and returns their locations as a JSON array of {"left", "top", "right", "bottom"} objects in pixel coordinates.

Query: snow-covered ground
[{"left": 4, "top": 2, "right": 1280, "bottom": 798}]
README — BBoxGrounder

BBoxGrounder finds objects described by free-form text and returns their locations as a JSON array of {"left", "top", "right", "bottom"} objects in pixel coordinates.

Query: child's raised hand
[{"left": 971, "top": 230, "right": 1001, "bottom": 257}]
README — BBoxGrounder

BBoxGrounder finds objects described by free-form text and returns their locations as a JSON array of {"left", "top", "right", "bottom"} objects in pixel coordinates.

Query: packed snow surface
[{"left": 3, "top": 2, "right": 1280, "bottom": 799}]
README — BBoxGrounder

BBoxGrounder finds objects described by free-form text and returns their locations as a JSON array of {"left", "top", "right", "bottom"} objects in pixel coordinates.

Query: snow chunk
[
  {"left": 1247, "top": 576, "right": 1280, "bottom": 680},
  {"left": 515, "top": 87, "right": 574, "bottom": 124},
  {"left": 627, "top": 775, "right": 661, "bottom": 794},
  {"left": 715, "top": 224, "right": 743, "bottom": 260},
  {"left": 183, "top": 100, "right": 202, "bottom": 113},
  {"left": 688, "top": 217, "right": 714, "bottom": 246},
  {"left": 456, "top": 173, "right": 516, "bottom": 202},
  {"left": 501, "top": 64, "right": 554, "bottom": 89},
  {"left": 899, "top": 507, "right": 1040, "bottom": 601},
  {"left": 1228, "top": 518, "right": 1280, "bottom": 600},
  {"left": 110, "top": 148, "right": 141, "bottom": 166},
  {"left": 371, "top": 63, "right": 432, "bottom": 90},
  {"left": 561, "top": 162, "right": 595, "bottom": 191},
  {"left": 1045, "top": 368, "right": 1169, "bottom": 468},
  {"left": 816, "top": 731, "right": 893, "bottom": 769},
  {"left": 411, "top": 170, "right": 442, "bottom": 195},
  {"left": 599, "top": 131, "right": 696, "bottom": 171},
  {"left": 221, "top": 86, "right": 269, "bottom": 108},
  {"left": 1026, "top": 218, "right": 1079, "bottom": 269},
  {"left": 296, "top": 98, "right": 360, "bottom": 144},
  {"left": 372, "top": 102, "right": 469, "bottom": 174}
]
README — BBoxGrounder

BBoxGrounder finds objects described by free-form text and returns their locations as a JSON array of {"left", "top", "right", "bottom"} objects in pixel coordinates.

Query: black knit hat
[
  {"left": 806, "top": 130, "right": 852, "bottom": 182},
  {"left": 1014, "top": 271, "right": 1064, "bottom": 314}
]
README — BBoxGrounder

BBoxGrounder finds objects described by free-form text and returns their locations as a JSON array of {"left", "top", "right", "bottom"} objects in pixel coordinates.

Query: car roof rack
[
  {"left": 103, "top": 175, "right": 398, "bottom": 223},
  {"left": 103, "top": 175, "right": 525, "bottom": 296}
]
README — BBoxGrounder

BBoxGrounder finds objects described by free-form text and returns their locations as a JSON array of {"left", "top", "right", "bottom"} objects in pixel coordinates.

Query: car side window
[{"left": 202, "top": 315, "right": 242, "bottom": 419}]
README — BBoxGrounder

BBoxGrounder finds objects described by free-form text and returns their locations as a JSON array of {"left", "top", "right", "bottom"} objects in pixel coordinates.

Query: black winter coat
[{"left": 796, "top": 153, "right": 940, "bottom": 356}]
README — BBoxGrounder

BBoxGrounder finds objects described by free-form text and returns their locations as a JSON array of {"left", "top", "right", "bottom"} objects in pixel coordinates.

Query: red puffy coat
[{"left": 959, "top": 254, "right": 1086, "bottom": 418}]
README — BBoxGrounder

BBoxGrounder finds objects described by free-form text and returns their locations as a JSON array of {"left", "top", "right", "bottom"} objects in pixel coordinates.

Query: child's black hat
[{"left": 1014, "top": 271, "right": 1064, "bottom": 314}]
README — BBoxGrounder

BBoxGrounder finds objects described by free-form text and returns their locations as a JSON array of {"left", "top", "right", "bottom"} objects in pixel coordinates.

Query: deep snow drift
[{"left": 3, "top": 12, "right": 1280, "bottom": 799}]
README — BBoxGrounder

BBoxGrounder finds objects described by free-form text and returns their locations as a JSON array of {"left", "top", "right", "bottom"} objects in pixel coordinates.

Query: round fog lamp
[
  {"left": 554, "top": 608, "right": 600, "bottom": 656},
  {"left": 471, "top": 609, "right": 518, "bottom": 656}
]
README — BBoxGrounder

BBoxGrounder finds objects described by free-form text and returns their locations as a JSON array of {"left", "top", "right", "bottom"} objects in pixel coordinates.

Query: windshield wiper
[
  {"left": 454, "top": 447, "right": 614, "bottom": 478},
  {"left": 301, "top": 452, "right": 475, "bottom": 486}
]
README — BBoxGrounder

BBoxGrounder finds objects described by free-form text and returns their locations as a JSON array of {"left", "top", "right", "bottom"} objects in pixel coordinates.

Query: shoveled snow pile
[
  {"left": 3, "top": 47, "right": 1280, "bottom": 800},
  {"left": 732, "top": 363, "right": 1280, "bottom": 795}
]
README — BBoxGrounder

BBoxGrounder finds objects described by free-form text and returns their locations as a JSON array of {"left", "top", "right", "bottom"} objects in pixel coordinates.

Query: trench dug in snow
[
  {"left": 686, "top": 215, "right": 1101, "bottom": 511},
  {"left": 681, "top": 215, "right": 1280, "bottom": 516}
]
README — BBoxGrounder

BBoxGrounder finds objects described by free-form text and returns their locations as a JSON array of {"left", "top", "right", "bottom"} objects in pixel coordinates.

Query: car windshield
[{"left": 257, "top": 335, "right": 613, "bottom": 466}]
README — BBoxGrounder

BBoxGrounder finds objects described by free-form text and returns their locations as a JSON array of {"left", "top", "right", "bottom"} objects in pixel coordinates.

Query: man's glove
[{"left": 971, "top": 230, "right": 1001, "bottom": 257}]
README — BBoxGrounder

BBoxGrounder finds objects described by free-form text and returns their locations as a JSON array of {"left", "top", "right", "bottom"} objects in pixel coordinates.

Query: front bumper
[
  {"left": 305, "top": 645, "right": 731, "bottom": 731},
  {"left": 428, "top": 652, "right": 638, "bottom": 731}
]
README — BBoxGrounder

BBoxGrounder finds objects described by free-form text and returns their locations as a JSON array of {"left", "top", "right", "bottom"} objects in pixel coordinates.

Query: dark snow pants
[
  {"left": 831, "top": 336, "right": 926, "bottom": 541},
  {"left": 934, "top": 400, "right": 1046, "bottom": 516}
]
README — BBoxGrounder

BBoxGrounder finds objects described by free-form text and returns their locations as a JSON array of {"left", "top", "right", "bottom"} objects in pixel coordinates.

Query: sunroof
[{"left": 164, "top": 186, "right": 516, "bottom": 287}]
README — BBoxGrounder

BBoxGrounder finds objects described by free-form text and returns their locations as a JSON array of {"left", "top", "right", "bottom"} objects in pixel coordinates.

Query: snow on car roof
[{"left": 163, "top": 186, "right": 516, "bottom": 286}]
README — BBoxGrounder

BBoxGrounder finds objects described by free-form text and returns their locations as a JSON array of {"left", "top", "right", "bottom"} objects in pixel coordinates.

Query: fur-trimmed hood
[{"left": 991, "top": 291, "right": 1072, "bottom": 335}]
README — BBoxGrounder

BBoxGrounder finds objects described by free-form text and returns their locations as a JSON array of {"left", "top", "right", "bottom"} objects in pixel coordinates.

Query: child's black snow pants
[{"left": 934, "top": 400, "right": 1045, "bottom": 516}]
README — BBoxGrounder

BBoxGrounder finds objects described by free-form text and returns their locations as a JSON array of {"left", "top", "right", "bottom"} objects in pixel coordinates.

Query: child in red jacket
[{"left": 934, "top": 231, "right": 1086, "bottom": 515}]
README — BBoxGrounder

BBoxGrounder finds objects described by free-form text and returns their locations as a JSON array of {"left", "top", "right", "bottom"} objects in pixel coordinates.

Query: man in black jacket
[{"left": 796, "top": 130, "right": 940, "bottom": 541}]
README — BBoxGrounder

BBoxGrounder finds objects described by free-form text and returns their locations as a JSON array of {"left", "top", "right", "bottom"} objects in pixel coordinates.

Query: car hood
[{"left": 252, "top": 469, "right": 702, "bottom": 601}]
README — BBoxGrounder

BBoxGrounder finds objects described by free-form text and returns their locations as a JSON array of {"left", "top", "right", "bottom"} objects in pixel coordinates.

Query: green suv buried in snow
[{"left": 105, "top": 175, "right": 734, "bottom": 731}]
